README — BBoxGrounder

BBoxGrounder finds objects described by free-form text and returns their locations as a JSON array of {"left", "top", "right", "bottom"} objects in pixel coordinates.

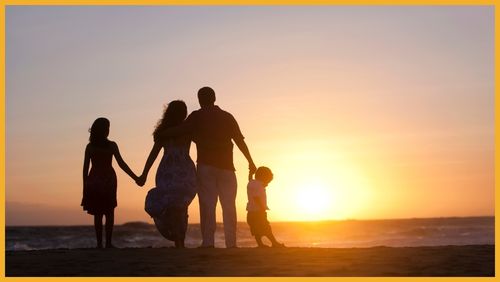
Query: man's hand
[
  {"left": 249, "top": 162, "right": 257, "bottom": 174},
  {"left": 249, "top": 162, "right": 257, "bottom": 180}
]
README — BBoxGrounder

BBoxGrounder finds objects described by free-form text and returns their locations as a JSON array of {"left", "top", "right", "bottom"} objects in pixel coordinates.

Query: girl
[{"left": 81, "top": 117, "right": 138, "bottom": 248}]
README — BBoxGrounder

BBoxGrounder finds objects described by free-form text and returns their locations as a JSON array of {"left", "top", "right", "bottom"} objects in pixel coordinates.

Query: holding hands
[
  {"left": 249, "top": 162, "right": 257, "bottom": 181},
  {"left": 131, "top": 173, "right": 140, "bottom": 184},
  {"left": 136, "top": 173, "right": 147, "bottom": 187}
]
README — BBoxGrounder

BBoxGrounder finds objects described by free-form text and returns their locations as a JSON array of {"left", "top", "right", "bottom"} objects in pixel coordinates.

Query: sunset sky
[{"left": 6, "top": 6, "right": 494, "bottom": 225}]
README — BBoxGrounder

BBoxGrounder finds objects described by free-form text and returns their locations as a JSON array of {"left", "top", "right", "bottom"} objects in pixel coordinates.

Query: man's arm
[
  {"left": 154, "top": 113, "right": 195, "bottom": 143},
  {"left": 234, "top": 137, "right": 257, "bottom": 179}
]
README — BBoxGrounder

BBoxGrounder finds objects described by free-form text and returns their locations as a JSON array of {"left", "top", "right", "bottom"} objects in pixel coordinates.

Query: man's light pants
[{"left": 197, "top": 164, "right": 238, "bottom": 248}]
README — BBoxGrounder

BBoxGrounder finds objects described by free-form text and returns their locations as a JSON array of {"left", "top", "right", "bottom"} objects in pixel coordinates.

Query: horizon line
[{"left": 6, "top": 215, "right": 494, "bottom": 227}]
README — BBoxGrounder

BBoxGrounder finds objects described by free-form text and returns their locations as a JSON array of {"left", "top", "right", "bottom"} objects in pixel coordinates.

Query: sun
[
  {"left": 294, "top": 182, "right": 334, "bottom": 220},
  {"left": 267, "top": 156, "right": 374, "bottom": 222}
]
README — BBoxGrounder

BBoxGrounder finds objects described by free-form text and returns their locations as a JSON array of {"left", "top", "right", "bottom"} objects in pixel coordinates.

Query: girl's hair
[
  {"left": 153, "top": 100, "right": 188, "bottom": 139},
  {"left": 89, "top": 117, "right": 110, "bottom": 147}
]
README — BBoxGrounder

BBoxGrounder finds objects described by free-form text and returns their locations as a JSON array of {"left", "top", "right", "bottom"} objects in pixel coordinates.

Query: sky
[{"left": 6, "top": 6, "right": 494, "bottom": 225}]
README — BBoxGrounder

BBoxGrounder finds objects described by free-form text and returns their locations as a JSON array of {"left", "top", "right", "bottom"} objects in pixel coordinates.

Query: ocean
[{"left": 6, "top": 216, "right": 494, "bottom": 251}]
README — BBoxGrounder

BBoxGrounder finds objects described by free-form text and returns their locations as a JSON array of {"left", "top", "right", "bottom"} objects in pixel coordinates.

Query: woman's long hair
[
  {"left": 153, "top": 100, "right": 188, "bottom": 140},
  {"left": 89, "top": 117, "right": 110, "bottom": 147}
]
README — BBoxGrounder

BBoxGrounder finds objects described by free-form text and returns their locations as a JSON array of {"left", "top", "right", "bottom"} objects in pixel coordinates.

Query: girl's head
[
  {"left": 89, "top": 117, "right": 110, "bottom": 146},
  {"left": 255, "top": 166, "right": 274, "bottom": 186},
  {"left": 153, "top": 100, "right": 188, "bottom": 138}
]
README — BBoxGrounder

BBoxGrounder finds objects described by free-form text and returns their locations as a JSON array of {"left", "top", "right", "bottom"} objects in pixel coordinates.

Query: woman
[{"left": 137, "top": 100, "right": 197, "bottom": 248}]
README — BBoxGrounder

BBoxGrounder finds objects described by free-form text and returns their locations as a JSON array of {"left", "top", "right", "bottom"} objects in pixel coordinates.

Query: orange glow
[
  {"left": 294, "top": 181, "right": 333, "bottom": 219},
  {"left": 5, "top": 7, "right": 494, "bottom": 226}
]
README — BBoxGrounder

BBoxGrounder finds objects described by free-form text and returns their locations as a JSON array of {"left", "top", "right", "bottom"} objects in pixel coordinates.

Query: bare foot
[
  {"left": 197, "top": 245, "right": 215, "bottom": 249},
  {"left": 271, "top": 242, "right": 286, "bottom": 248}
]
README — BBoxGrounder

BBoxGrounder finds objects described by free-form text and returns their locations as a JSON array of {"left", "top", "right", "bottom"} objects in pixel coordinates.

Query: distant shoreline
[
  {"left": 7, "top": 217, "right": 494, "bottom": 251},
  {"left": 6, "top": 245, "right": 494, "bottom": 277},
  {"left": 5, "top": 215, "right": 495, "bottom": 227}
]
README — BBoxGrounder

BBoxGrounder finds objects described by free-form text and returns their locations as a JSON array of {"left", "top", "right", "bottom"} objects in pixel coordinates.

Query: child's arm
[
  {"left": 111, "top": 142, "right": 138, "bottom": 182},
  {"left": 253, "top": 196, "right": 268, "bottom": 211},
  {"left": 137, "top": 142, "right": 162, "bottom": 187},
  {"left": 82, "top": 144, "right": 91, "bottom": 191}
]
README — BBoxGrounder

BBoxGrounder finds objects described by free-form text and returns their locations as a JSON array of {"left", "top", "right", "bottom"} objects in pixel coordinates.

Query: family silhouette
[{"left": 81, "top": 87, "right": 284, "bottom": 249}]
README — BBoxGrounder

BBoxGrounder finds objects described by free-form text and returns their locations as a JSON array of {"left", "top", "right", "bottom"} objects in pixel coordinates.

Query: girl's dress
[
  {"left": 145, "top": 141, "right": 197, "bottom": 242},
  {"left": 81, "top": 145, "right": 117, "bottom": 215}
]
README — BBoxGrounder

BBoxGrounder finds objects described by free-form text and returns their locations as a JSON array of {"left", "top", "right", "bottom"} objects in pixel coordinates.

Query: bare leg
[
  {"left": 265, "top": 232, "right": 285, "bottom": 247},
  {"left": 255, "top": 235, "right": 268, "bottom": 247},
  {"left": 94, "top": 214, "right": 103, "bottom": 248},
  {"left": 105, "top": 210, "right": 115, "bottom": 248},
  {"left": 174, "top": 207, "right": 187, "bottom": 248},
  {"left": 175, "top": 240, "right": 185, "bottom": 248}
]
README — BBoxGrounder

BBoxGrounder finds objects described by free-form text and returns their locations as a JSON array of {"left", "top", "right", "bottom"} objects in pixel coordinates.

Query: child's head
[
  {"left": 89, "top": 117, "right": 110, "bottom": 146},
  {"left": 255, "top": 166, "right": 273, "bottom": 186}
]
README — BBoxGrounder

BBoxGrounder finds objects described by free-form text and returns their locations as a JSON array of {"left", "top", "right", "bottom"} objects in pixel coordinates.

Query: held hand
[
  {"left": 136, "top": 174, "right": 146, "bottom": 187},
  {"left": 131, "top": 173, "right": 139, "bottom": 183},
  {"left": 248, "top": 162, "right": 257, "bottom": 180}
]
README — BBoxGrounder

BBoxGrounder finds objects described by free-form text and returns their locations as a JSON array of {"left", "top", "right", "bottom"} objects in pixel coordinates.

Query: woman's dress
[
  {"left": 81, "top": 146, "right": 117, "bottom": 215},
  {"left": 145, "top": 143, "right": 197, "bottom": 241}
]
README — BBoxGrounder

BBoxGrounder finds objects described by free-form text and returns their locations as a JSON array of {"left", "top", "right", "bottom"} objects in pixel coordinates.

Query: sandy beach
[{"left": 5, "top": 244, "right": 494, "bottom": 277}]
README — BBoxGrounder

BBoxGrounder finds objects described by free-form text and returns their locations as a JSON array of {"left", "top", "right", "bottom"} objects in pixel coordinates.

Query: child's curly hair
[{"left": 255, "top": 166, "right": 273, "bottom": 183}]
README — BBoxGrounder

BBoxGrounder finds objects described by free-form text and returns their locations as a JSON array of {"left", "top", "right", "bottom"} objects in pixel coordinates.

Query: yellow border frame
[
  {"left": 0, "top": 2, "right": 496, "bottom": 281},
  {"left": 0, "top": 1, "right": 497, "bottom": 4}
]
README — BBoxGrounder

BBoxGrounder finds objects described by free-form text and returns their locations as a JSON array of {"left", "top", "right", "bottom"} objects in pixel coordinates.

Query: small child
[
  {"left": 81, "top": 117, "right": 138, "bottom": 248},
  {"left": 246, "top": 166, "right": 285, "bottom": 248}
]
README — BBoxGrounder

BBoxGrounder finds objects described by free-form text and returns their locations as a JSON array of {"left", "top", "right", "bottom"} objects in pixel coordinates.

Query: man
[{"left": 156, "top": 86, "right": 257, "bottom": 248}]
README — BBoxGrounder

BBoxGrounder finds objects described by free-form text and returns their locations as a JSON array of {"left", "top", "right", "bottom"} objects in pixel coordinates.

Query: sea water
[{"left": 6, "top": 216, "right": 494, "bottom": 251}]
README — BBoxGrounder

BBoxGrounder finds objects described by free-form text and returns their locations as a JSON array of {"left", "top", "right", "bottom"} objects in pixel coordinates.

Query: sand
[{"left": 5, "top": 245, "right": 494, "bottom": 277}]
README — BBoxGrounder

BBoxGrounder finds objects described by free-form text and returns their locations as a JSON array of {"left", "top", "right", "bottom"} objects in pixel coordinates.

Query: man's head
[{"left": 198, "top": 86, "right": 216, "bottom": 108}]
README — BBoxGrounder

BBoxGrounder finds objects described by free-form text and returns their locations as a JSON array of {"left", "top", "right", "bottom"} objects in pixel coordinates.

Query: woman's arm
[
  {"left": 137, "top": 142, "right": 162, "bottom": 186},
  {"left": 111, "top": 142, "right": 138, "bottom": 182}
]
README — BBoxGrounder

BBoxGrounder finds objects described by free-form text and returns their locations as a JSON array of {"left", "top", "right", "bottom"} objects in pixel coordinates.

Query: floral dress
[{"left": 145, "top": 142, "right": 197, "bottom": 241}]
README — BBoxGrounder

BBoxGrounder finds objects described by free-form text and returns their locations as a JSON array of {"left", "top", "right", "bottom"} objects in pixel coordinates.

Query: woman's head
[
  {"left": 153, "top": 100, "right": 188, "bottom": 138},
  {"left": 89, "top": 117, "right": 110, "bottom": 146}
]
